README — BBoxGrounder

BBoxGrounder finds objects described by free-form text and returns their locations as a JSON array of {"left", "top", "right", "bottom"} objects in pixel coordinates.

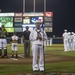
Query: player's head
[
  {"left": 35, "top": 20, "right": 41, "bottom": 29},
  {"left": 70, "top": 32, "right": 74, "bottom": 35},
  {"left": 68, "top": 32, "right": 70, "bottom": 35},
  {"left": 72, "top": 32, "right": 74, "bottom": 35},
  {"left": 64, "top": 29, "right": 67, "bottom": 32},
  {"left": 1, "top": 25, "right": 5, "bottom": 28},
  {"left": 26, "top": 26, "right": 29, "bottom": 30}
]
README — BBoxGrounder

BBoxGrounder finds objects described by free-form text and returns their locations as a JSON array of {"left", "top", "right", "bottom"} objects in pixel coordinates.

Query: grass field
[{"left": 0, "top": 44, "right": 75, "bottom": 75}]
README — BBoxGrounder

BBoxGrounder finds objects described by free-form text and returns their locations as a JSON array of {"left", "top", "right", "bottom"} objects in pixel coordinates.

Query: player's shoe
[
  {"left": 12, "top": 55, "right": 14, "bottom": 58},
  {"left": 5, "top": 55, "right": 8, "bottom": 58},
  {"left": 0, "top": 55, "right": 5, "bottom": 58}
]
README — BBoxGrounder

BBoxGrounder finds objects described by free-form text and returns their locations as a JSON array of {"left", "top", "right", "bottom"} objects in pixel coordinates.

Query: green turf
[
  {"left": 57, "top": 51, "right": 75, "bottom": 57},
  {"left": 0, "top": 44, "right": 75, "bottom": 75},
  {"left": 6, "top": 44, "right": 64, "bottom": 54},
  {"left": 0, "top": 61, "right": 75, "bottom": 75}
]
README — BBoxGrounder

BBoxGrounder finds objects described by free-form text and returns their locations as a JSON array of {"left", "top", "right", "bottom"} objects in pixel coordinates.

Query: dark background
[{"left": 0, "top": 0, "right": 75, "bottom": 37}]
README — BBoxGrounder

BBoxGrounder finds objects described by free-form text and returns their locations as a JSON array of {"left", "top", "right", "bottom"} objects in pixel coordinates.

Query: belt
[
  {"left": 12, "top": 42, "right": 18, "bottom": 43},
  {"left": 37, "top": 44, "right": 42, "bottom": 46},
  {"left": 33, "top": 39, "right": 37, "bottom": 41},
  {"left": 33, "top": 39, "right": 43, "bottom": 41}
]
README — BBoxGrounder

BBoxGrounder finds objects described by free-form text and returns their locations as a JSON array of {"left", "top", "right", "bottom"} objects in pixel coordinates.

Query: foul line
[
  {"left": 10, "top": 58, "right": 18, "bottom": 60},
  {"left": 18, "top": 55, "right": 25, "bottom": 58}
]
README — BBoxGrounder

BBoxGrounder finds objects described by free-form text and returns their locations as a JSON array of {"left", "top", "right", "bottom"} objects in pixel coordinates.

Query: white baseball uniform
[
  {"left": 68, "top": 33, "right": 73, "bottom": 51},
  {"left": 30, "top": 28, "right": 47, "bottom": 71},
  {"left": 11, "top": 35, "right": 18, "bottom": 51},
  {"left": 62, "top": 32, "right": 69, "bottom": 51},
  {"left": 0, "top": 39, "right": 7, "bottom": 50},
  {"left": 0, "top": 28, "right": 7, "bottom": 57},
  {"left": 72, "top": 33, "right": 75, "bottom": 50}
]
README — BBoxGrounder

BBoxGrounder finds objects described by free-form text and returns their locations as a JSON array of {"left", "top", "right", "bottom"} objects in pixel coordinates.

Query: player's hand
[
  {"left": 22, "top": 40, "right": 24, "bottom": 43},
  {"left": 37, "top": 36, "right": 42, "bottom": 41}
]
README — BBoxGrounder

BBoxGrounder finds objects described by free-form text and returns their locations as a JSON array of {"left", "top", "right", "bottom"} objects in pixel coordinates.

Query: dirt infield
[{"left": 0, "top": 51, "right": 75, "bottom": 64}]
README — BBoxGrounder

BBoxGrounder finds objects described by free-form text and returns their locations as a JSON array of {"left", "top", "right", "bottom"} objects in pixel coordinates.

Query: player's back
[{"left": 62, "top": 32, "right": 68, "bottom": 39}]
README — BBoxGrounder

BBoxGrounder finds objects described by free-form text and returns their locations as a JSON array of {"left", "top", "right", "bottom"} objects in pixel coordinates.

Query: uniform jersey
[
  {"left": 62, "top": 32, "right": 68, "bottom": 39},
  {"left": 30, "top": 29, "right": 47, "bottom": 45},
  {"left": 73, "top": 34, "right": 75, "bottom": 42},
  {"left": 0, "top": 28, "right": 7, "bottom": 38},
  {"left": 68, "top": 34, "right": 73, "bottom": 42},
  {"left": 11, "top": 35, "right": 18, "bottom": 43}
]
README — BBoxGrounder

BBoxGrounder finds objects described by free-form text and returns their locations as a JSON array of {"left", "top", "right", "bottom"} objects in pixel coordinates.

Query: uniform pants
[
  {"left": 68, "top": 42, "right": 73, "bottom": 51},
  {"left": 64, "top": 39, "right": 68, "bottom": 51},
  {"left": 11, "top": 43, "right": 18, "bottom": 51},
  {"left": 24, "top": 40, "right": 30, "bottom": 57},
  {"left": 73, "top": 42, "right": 75, "bottom": 50},
  {"left": 32, "top": 44, "right": 44, "bottom": 71},
  {"left": 0, "top": 39, "right": 7, "bottom": 56},
  {"left": 0, "top": 39, "right": 7, "bottom": 49}
]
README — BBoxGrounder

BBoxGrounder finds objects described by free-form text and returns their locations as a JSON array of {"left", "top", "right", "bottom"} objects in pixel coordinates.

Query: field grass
[
  {"left": 0, "top": 44, "right": 75, "bottom": 75},
  {"left": 0, "top": 62, "right": 75, "bottom": 75}
]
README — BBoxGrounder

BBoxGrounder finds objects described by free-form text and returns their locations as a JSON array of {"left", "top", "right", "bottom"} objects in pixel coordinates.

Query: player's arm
[
  {"left": 22, "top": 31, "right": 26, "bottom": 43},
  {"left": 10, "top": 37, "right": 12, "bottom": 46},
  {"left": 36, "top": 35, "right": 42, "bottom": 40},
  {"left": 22, "top": 35, "right": 24, "bottom": 43},
  {"left": 43, "top": 31, "right": 47, "bottom": 41},
  {"left": 5, "top": 28, "right": 8, "bottom": 37},
  {"left": 17, "top": 36, "right": 19, "bottom": 43},
  {"left": 62, "top": 34, "right": 64, "bottom": 43},
  {"left": 29, "top": 31, "right": 34, "bottom": 41}
]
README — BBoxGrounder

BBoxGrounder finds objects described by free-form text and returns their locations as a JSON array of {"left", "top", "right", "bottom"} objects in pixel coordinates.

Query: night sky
[{"left": 0, "top": 0, "right": 75, "bottom": 37}]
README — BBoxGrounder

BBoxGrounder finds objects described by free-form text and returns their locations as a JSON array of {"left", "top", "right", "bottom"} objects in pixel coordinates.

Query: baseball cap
[
  {"left": 68, "top": 32, "right": 70, "bottom": 34},
  {"left": 26, "top": 26, "right": 29, "bottom": 28},
  {"left": 72, "top": 32, "right": 74, "bottom": 34},
  {"left": 64, "top": 29, "right": 67, "bottom": 32},
  {"left": 35, "top": 20, "right": 41, "bottom": 23}
]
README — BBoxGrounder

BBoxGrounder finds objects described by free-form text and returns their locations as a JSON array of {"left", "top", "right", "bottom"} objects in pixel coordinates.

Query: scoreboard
[
  {"left": 0, "top": 13, "right": 14, "bottom": 32},
  {"left": 22, "top": 13, "right": 44, "bottom": 32},
  {"left": 44, "top": 12, "right": 53, "bottom": 32},
  {"left": 14, "top": 13, "right": 23, "bottom": 32},
  {"left": 0, "top": 12, "right": 53, "bottom": 33}
]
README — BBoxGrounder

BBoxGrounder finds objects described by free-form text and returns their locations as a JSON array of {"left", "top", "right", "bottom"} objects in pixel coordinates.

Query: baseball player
[
  {"left": 0, "top": 25, "right": 8, "bottom": 58},
  {"left": 29, "top": 20, "right": 47, "bottom": 72},
  {"left": 73, "top": 33, "right": 75, "bottom": 50},
  {"left": 68, "top": 32, "right": 74, "bottom": 51},
  {"left": 62, "top": 29, "right": 69, "bottom": 52},
  {"left": 10, "top": 32, "right": 18, "bottom": 58}
]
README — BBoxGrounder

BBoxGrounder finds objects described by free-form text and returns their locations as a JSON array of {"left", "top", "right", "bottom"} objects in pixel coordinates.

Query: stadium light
[
  {"left": 23, "top": 0, "right": 36, "bottom": 12},
  {"left": 23, "top": 0, "right": 25, "bottom": 13},
  {"left": 33, "top": 0, "right": 46, "bottom": 12},
  {"left": 33, "top": 0, "right": 35, "bottom": 12},
  {"left": 0, "top": 9, "right": 1, "bottom": 12},
  {"left": 44, "top": 0, "right": 46, "bottom": 12},
  {"left": 23, "top": 0, "right": 46, "bottom": 13}
]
